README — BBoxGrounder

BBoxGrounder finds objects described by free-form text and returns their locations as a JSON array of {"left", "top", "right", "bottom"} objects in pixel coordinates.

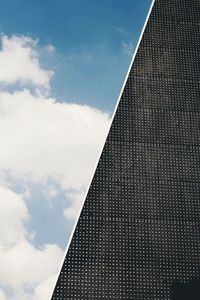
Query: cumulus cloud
[
  {"left": 64, "top": 190, "right": 86, "bottom": 219},
  {"left": 0, "top": 34, "right": 110, "bottom": 299},
  {"left": 0, "top": 289, "right": 7, "bottom": 300},
  {"left": 0, "top": 241, "right": 62, "bottom": 289},
  {"left": 0, "top": 89, "right": 109, "bottom": 190},
  {"left": 0, "top": 35, "right": 53, "bottom": 90},
  {"left": 0, "top": 186, "right": 63, "bottom": 299},
  {"left": 33, "top": 274, "right": 58, "bottom": 300},
  {"left": 0, "top": 186, "right": 28, "bottom": 246}
]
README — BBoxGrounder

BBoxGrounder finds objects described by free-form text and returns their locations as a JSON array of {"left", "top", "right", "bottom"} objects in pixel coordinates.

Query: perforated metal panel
[{"left": 51, "top": 0, "right": 200, "bottom": 299}]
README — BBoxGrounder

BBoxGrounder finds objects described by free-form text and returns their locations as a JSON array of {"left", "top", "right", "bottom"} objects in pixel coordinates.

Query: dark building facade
[{"left": 52, "top": 0, "right": 200, "bottom": 299}]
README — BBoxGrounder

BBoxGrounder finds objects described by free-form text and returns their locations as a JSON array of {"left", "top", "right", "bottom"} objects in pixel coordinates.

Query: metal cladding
[{"left": 52, "top": 0, "right": 200, "bottom": 299}]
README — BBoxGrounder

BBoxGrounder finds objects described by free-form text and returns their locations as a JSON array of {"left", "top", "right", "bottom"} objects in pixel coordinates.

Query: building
[{"left": 51, "top": 0, "right": 200, "bottom": 299}]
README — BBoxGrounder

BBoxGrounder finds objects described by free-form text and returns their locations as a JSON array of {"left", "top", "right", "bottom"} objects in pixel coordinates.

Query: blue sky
[
  {"left": 0, "top": 1, "right": 152, "bottom": 299},
  {"left": 0, "top": 0, "right": 151, "bottom": 110}
]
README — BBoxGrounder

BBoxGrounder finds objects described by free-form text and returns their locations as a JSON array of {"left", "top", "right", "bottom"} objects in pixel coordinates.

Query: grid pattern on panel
[{"left": 52, "top": 0, "right": 200, "bottom": 299}]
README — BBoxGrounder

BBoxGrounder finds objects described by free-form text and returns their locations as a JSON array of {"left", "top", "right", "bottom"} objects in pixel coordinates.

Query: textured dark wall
[{"left": 52, "top": 0, "right": 200, "bottom": 299}]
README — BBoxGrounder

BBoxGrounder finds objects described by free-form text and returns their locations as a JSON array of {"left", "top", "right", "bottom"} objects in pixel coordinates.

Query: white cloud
[
  {"left": 0, "top": 186, "right": 28, "bottom": 246},
  {"left": 0, "top": 34, "right": 110, "bottom": 299},
  {"left": 0, "top": 240, "right": 63, "bottom": 289},
  {"left": 33, "top": 274, "right": 58, "bottom": 300},
  {"left": 122, "top": 41, "right": 134, "bottom": 56},
  {"left": 47, "top": 186, "right": 59, "bottom": 200},
  {"left": 0, "top": 89, "right": 110, "bottom": 191},
  {"left": 0, "top": 35, "right": 53, "bottom": 90},
  {"left": 64, "top": 190, "right": 86, "bottom": 219},
  {"left": 0, "top": 185, "right": 63, "bottom": 299},
  {"left": 0, "top": 289, "right": 7, "bottom": 300}
]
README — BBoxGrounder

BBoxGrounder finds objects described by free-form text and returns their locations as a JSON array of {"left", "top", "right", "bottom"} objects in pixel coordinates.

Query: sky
[{"left": 0, "top": 0, "right": 152, "bottom": 299}]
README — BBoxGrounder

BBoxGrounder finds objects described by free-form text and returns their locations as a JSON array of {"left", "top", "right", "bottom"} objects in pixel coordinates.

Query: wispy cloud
[
  {"left": 115, "top": 27, "right": 131, "bottom": 37},
  {"left": 65, "top": 51, "right": 93, "bottom": 63},
  {"left": 122, "top": 41, "right": 134, "bottom": 57},
  {"left": 44, "top": 44, "right": 55, "bottom": 54}
]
